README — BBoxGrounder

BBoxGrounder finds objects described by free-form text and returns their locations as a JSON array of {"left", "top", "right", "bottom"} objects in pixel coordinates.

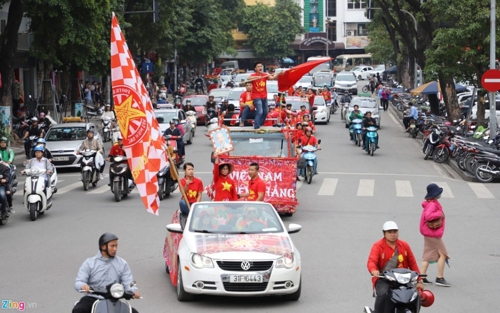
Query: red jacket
[{"left": 367, "top": 238, "right": 420, "bottom": 287}]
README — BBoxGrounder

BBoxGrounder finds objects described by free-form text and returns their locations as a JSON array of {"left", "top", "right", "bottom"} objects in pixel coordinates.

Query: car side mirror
[
  {"left": 166, "top": 223, "right": 183, "bottom": 234},
  {"left": 288, "top": 223, "right": 302, "bottom": 234}
]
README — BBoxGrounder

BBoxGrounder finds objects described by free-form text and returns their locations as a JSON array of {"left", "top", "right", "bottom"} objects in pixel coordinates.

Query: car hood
[
  {"left": 187, "top": 233, "right": 293, "bottom": 257},
  {"left": 46, "top": 140, "right": 81, "bottom": 151}
]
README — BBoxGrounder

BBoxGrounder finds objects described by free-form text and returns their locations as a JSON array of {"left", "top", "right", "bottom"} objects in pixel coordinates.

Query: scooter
[
  {"left": 80, "top": 149, "right": 101, "bottom": 191},
  {"left": 363, "top": 269, "right": 434, "bottom": 313},
  {"left": 173, "top": 94, "right": 182, "bottom": 109},
  {"left": 474, "top": 154, "right": 500, "bottom": 183},
  {"left": 0, "top": 175, "right": 9, "bottom": 225},
  {"left": 77, "top": 282, "right": 140, "bottom": 313},
  {"left": 299, "top": 139, "right": 321, "bottom": 184},
  {"left": 422, "top": 127, "right": 442, "bottom": 160},
  {"left": 83, "top": 102, "right": 104, "bottom": 119},
  {"left": 109, "top": 155, "right": 134, "bottom": 202},
  {"left": 23, "top": 166, "right": 53, "bottom": 221},
  {"left": 350, "top": 118, "right": 363, "bottom": 146},
  {"left": 157, "top": 162, "right": 178, "bottom": 200},
  {"left": 365, "top": 126, "right": 379, "bottom": 156},
  {"left": 186, "top": 111, "right": 197, "bottom": 135},
  {"left": 26, "top": 135, "right": 39, "bottom": 158},
  {"left": 101, "top": 116, "right": 113, "bottom": 142}
]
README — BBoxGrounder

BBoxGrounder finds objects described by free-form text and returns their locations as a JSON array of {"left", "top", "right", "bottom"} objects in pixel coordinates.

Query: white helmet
[{"left": 382, "top": 221, "right": 399, "bottom": 231}]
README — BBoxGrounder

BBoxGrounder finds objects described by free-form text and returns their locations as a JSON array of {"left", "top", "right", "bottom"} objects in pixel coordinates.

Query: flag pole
[{"left": 167, "top": 145, "right": 190, "bottom": 211}]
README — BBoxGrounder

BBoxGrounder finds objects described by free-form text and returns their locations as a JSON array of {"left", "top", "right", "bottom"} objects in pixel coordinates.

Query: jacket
[
  {"left": 0, "top": 148, "right": 15, "bottom": 163},
  {"left": 420, "top": 199, "right": 445, "bottom": 238},
  {"left": 367, "top": 238, "right": 420, "bottom": 287},
  {"left": 0, "top": 163, "right": 11, "bottom": 192},
  {"left": 79, "top": 138, "right": 103, "bottom": 154}
]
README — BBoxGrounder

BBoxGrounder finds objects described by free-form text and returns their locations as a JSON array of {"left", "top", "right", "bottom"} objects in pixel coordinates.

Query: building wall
[{"left": 329, "top": 0, "right": 371, "bottom": 50}]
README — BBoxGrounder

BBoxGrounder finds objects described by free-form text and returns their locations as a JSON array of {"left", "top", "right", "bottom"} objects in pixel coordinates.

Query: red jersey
[
  {"left": 109, "top": 145, "right": 126, "bottom": 157},
  {"left": 288, "top": 86, "right": 294, "bottom": 96},
  {"left": 293, "top": 129, "right": 304, "bottom": 145},
  {"left": 248, "top": 176, "right": 266, "bottom": 201},
  {"left": 239, "top": 91, "right": 255, "bottom": 111},
  {"left": 250, "top": 73, "right": 269, "bottom": 99},
  {"left": 212, "top": 163, "right": 238, "bottom": 201},
  {"left": 307, "top": 93, "right": 315, "bottom": 107},
  {"left": 298, "top": 110, "right": 309, "bottom": 120},
  {"left": 321, "top": 91, "right": 332, "bottom": 101},
  {"left": 299, "top": 135, "right": 318, "bottom": 146},
  {"left": 180, "top": 177, "right": 204, "bottom": 203},
  {"left": 263, "top": 113, "right": 274, "bottom": 126}
]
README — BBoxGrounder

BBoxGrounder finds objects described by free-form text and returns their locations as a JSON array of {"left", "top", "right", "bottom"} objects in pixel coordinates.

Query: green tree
[
  {"left": 365, "top": 17, "right": 396, "bottom": 65},
  {"left": 240, "top": 0, "right": 303, "bottom": 59}
]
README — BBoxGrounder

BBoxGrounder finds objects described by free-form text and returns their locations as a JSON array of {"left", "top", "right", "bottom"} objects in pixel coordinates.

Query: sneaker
[
  {"left": 296, "top": 176, "right": 301, "bottom": 181},
  {"left": 99, "top": 174, "right": 104, "bottom": 180},
  {"left": 435, "top": 277, "right": 450, "bottom": 287},
  {"left": 422, "top": 277, "right": 433, "bottom": 285}
]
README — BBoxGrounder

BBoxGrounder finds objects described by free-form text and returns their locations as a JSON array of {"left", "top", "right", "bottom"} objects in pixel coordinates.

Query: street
[{"left": 2, "top": 82, "right": 500, "bottom": 312}]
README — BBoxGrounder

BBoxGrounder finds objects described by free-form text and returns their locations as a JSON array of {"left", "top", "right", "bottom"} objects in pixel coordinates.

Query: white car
[
  {"left": 227, "top": 87, "right": 245, "bottom": 112},
  {"left": 164, "top": 201, "right": 302, "bottom": 301},
  {"left": 351, "top": 65, "right": 374, "bottom": 80},
  {"left": 345, "top": 97, "right": 381, "bottom": 127},
  {"left": 295, "top": 75, "right": 313, "bottom": 89},
  {"left": 367, "top": 64, "right": 386, "bottom": 78},
  {"left": 314, "top": 96, "right": 330, "bottom": 124},
  {"left": 334, "top": 71, "right": 358, "bottom": 95},
  {"left": 267, "top": 80, "right": 279, "bottom": 104}
]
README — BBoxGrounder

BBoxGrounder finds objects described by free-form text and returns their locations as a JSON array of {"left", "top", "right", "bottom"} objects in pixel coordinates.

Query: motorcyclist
[
  {"left": 38, "top": 112, "right": 52, "bottom": 133},
  {"left": 205, "top": 95, "right": 218, "bottom": 123},
  {"left": 299, "top": 127, "right": 321, "bottom": 175},
  {"left": 164, "top": 120, "right": 185, "bottom": 160},
  {"left": 348, "top": 105, "right": 364, "bottom": 139},
  {"left": 22, "top": 146, "right": 53, "bottom": 193},
  {"left": 73, "top": 233, "right": 140, "bottom": 313},
  {"left": 362, "top": 111, "right": 380, "bottom": 150},
  {"left": 221, "top": 104, "right": 238, "bottom": 126},
  {"left": 107, "top": 137, "right": 133, "bottom": 186},
  {"left": 22, "top": 117, "right": 43, "bottom": 159},
  {"left": 183, "top": 100, "right": 197, "bottom": 113},
  {"left": 0, "top": 159, "right": 11, "bottom": 218},
  {"left": 33, "top": 138, "right": 53, "bottom": 161},
  {"left": 0, "top": 138, "right": 14, "bottom": 211},
  {"left": 219, "top": 99, "right": 229, "bottom": 115},
  {"left": 78, "top": 129, "right": 105, "bottom": 180},
  {"left": 101, "top": 104, "right": 116, "bottom": 122},
  {"left": 331, "top": 88, "right": 338, "bottom": 108},
  {"left": 341, "top": 91, "right": 352, "bottom": 104},
  {"left": 194, "top": 75, "right": 205, "bottom": 93}
]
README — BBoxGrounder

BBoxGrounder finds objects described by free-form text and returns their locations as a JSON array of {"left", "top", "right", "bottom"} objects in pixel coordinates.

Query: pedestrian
[
  {"left": 420, "top": 183, "right": 450, "bottom": 287},
  {"left": 369, "top": 76, "right": 375, "bottom": 94},
  {"left": 376, "top": 72, "right": 382, "bottom": 85},
  {"left": 238, "top": 162, "right": 266, "bottom": 201},
  {"left": 212, "top": 152, "right": 238, "bottom": 201},
  {"left": 382, "top": 87, "right": 390, "bottom": 111},
  {"left": 179, "top": 162, "right": 203, "bottom": 215}
]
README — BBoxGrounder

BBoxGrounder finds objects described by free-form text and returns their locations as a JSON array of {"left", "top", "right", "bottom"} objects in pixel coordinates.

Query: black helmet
[{"left": 98, "top": 232, "right": 118, "bottom": 250}]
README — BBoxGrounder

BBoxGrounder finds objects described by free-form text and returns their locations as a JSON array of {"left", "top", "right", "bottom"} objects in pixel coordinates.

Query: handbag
[{"left": 426, "top": 213, "right": 444, "bottom": 229}]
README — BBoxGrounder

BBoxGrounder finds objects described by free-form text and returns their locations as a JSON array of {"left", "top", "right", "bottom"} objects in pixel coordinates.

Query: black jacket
[
  {"left": 164, "top": 127, "right": 182, "bottom": 140},
  {"left": 362, "top": 117, "right": 377, "bottom": 128},
  {"left": 0, "top": 163, "right": 11, "bottom": 191}
]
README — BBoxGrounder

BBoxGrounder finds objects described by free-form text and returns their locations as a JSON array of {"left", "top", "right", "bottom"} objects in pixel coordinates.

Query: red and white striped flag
[{"left": 110, "top": 12, "right": 167, "bottom": 215}]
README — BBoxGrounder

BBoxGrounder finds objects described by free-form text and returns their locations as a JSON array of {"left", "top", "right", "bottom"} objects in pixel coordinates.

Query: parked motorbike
[
  {"left": 80, "top": 149, "right": 101, "bottom": 191},
  {"left": 157, "top": 163, "right": 178, "bottom": 200},
  {"left": 83, "top": 102, "right": 104, "bottom": 118},
  {"left": 22, "top": 166, "right": 53, "bottom": 221},
  {"left": 422, "top": 127, "right": 442, "bottom": 160},
  {"left": 298, "top": 139, "right": 321, "bottom": 184},
  {"left": 185, "top": 111, "right": 197, "bottom": 136},
  {"left": 101, "top": 117, "right": 113, "bottom": 142},
  {"left": 77, "top": 282, "right": 140, "bottom": 313},
  {"left": 109, "top": 155, "right": 134, "bottom": 202},
  {"left": 365, "top": 126, "right": 379, "bottom": 156},
  {"left": 474, "top": 153, "right": 500, "bottom": 183},
  {"left": 350, "top": 118, "right": 363, "bottom": 146},
  {"left": 363, "top": 269, "right": 434, "bottom": 313},
  {"left": 432, "top": 132, "right": 455, "bottom": 163}
]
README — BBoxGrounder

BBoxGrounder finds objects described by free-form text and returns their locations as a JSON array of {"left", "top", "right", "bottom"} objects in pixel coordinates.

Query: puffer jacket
[{"left": 420, "top": 199, "right": 445, "bottom": 238}]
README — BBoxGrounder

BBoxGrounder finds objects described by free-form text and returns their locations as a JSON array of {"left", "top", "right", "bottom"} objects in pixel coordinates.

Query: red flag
[
  {"left": 110, "top": 13, "right": 168, "bottom": 215},
  {"left": 278, "top": 58, "right": 333, "bottom": 92}
]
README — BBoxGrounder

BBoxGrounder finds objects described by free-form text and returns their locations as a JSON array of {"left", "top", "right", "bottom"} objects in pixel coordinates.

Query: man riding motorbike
[
  {"left": 194, "top": 75, "right": 205, "bottom": 94},
  {"left": 299, "top": 127, "right": 321, "bottom": 175},
  {"left": 73, "top": 233, "right": 140, "bottom": 313},
  {"left": 362, "top": 111, "right": 380, "bottom": 150},
  {"left": 0, "top": 159, "right": 11, "bottom": 218},
  {"left": 77, "top": 129, "right": 105, "bottom": 180},
  {"left": 38, "top": 112, "right": 52, "bottom": 133},
  {"left": 348, "top": 105, "right": 364, "bottom": 139},
  {"left": 0, "top": 137, "right": 15, "bottom": 167},
  {"left": 164, "top": 120, "right": 185, "bottom": 160},
  {"left": 33, "top": 138, "right": 53, "bottom": 161},
  {"left": 403, "top": 102, "right": 419, "bottom": 132},
  {"left": 107, "top": 137, "right": 134, "bottom": 187},
  {"left": 183, "top": 100, "right": 197, "bottom": 113},
  {"left": 22, "top": 117, "right": 44, "bottom": 159},
  {"left": 21, "top": 146, "right": 54, "bottom": 194}
]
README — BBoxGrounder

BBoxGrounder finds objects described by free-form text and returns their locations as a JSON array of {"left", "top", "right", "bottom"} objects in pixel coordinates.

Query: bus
[
  {"left": 333, "top": 54, "right": 372, "bottom": 72},
  {"left": 307, "top": 56, "right": 332, "bottom": 75}
]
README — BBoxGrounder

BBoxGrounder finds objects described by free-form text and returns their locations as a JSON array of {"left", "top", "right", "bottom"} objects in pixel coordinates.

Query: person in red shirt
[
  {"left": 294, "top": 86, "right": 304, "bottom": 97},
  {"left": 297, "top": 104, "right": 309, "bottom": 120},
  {"left": 306, "top": 88, "right": 315, "bottom": 108},
  {"left": 247, "top": 62, "right": 283, "bottom": 129},
  {"left": 293, "top": 122, "right": 304, "bottom": 145},
  {"left": 212, "top": 152, "right": 238, "bottom": 201},
  {"left": 287, "top": 86, "right": 294, "bottom": 96},
  {"left": 239, "top": 82, "right": 255, "bottom": 126},
  {"left": 321, "top": 86, "right": 332, "bottom": 104},
  {"left": 302, "top": 114, "right": 316, "bottom": 133},
  {"left": 179, "top": 162, "right": 203, "bottom": 215},
  {"left": 238, "top": 162, "right": 266, "bottom": 201},
  {"left": 107, "top": 137, "right": 133, "bottom": 186},
  {"left": 367, "top": 221, "right": 424, "bottom": 313},
  {"left": 299, "top": 127, "right": 321, "bottom": 175}
]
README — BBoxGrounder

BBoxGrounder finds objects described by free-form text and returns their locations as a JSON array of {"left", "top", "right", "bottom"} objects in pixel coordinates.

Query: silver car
[
  {"left": 45, "top": 123, "right": 103, "bottom": 168},
  {"left": 345, "top": 97, "right": 381, "bottom": 127},
  {"left": 227, "top": 87, "right": 245, "bottom": 112},
  {"left": 155, "top": 109, "right": 194, "bottom": 144}
]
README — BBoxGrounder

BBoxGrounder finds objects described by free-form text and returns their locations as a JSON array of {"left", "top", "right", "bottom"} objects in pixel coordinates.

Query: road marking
[
  {"left": 57, "top": 182, "right": 83, "bottom": 194},
  {"left": 395, "top": 180, "right": 413, "bottom": 197},
  {"left": 319, "top": 172, "right": 442, "bottom": 178},
  {"left": 357, "top": 179, "right": 374, "bottom": 196},
  {"left": 317, "top": 178, "right": 338, "bottom": 196},
  {"left": 433, "top": 164, "right": 447, "bottom": 178},
  {"left": 88, "top": 185, "right": 110, "bottom": 194},
  {"left": 388, "top": 109, "right": 401, "bottom": 126},
  {"left": 432, "top": 182, "right": 454, "bottom": 198},
  {"left": 468, "top": 183, "right": 495, "bottom": 199}
]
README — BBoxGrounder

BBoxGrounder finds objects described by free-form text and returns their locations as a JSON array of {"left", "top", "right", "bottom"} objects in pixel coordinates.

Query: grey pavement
[{"left": 2, "top": 82, "right": 500, "bottom": 312}]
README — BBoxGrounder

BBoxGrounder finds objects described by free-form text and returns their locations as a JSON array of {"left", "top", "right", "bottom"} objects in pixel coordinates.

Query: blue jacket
[{"left": 407, "top": 106, "right": 419, "bottom": 119}]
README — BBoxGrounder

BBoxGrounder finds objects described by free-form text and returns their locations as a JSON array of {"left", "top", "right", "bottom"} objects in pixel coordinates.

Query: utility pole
[{"left": 489, "top": 0, "right": 498, "bottom": 135}]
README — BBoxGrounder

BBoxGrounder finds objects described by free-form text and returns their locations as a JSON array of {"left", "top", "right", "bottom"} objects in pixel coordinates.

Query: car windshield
[
  {"left": 183, "top": 97, "right": 206, "bottom": 106},
  {"left": 267, "top": 83, "right": 279, "bottom": 93},
  {"left": 228, "top": 89, "right": 245, "bottom": 100},
  {"left": 234, "top": 74, "right": 251, "bottom": 82},
  {"left": 314, "top": 75, "right": 332, "bottom": 84},
  {"left": 336, "top": 75, "right": 356, "bottom": 82},
  {"left": 230, "top": 133, "right": 291, "bottom": 157},
  {"left": 350, "top": 98, "right": 378, "bottom": 108},
  {"left": 351, "top": 66, "right": 362, "bottom": 72},
  {"left": 285, "top": 99, "right": 311, "bottom": 111},
  {"left": 299, "top": 76, "right": 313, "bottom": 83},
  {"left": 314, "top": 97, "right": 326, "bottom": 106},
  {"left": 189, "top": 203, "right": 283, "bottom": 233},
  {"left": 155, "top": 112, "right": 177, "bottom": 124},
  {"left": 46, "top": 127, "right": 87, "bottom": 141},
  {"left": 209, "top": 89, "right": 231, "bottom": 98}
]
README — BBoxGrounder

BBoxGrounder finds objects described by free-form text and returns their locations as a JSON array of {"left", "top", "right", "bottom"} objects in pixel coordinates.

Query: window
[
  {"left": 347, "top": 0, "right": 366, "bottom": 9},
  {"left": 358, "top": 23, "right": 368, "bottom": 36},
  {"left": 328, "top": 22, "right": 337, "bottom": 41},
  {"left": 327, "top": 0, "right": 337, "bottom": 17}
]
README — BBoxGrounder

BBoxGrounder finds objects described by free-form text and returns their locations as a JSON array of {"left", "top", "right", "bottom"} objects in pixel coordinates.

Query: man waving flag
[
  {"left": 278, "top": 58, "right": 333, "bottom": 92},
  {"left": 110, "top": 12, "right": 167, "bottom": 215}
]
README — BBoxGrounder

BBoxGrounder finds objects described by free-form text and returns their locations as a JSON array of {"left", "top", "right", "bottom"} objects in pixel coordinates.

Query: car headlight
[
  {"left": 110, "top": 283, "right": 124, "bottom": 298},
  {"left": 276, "top": 253, "right": 294, "bottom": 269},
  {"left": 190, "top": 253, "right": 214, "bottom": 269}
]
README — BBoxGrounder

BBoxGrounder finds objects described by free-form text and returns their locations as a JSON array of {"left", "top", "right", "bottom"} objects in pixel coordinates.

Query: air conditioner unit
[{"left": 346, "top": 31, "right": 352, "bottom": 36}]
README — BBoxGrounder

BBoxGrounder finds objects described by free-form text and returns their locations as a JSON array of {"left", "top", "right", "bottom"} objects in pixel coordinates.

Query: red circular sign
[{"left": 481, "top": 69, "right": 500, "bottom": 92}]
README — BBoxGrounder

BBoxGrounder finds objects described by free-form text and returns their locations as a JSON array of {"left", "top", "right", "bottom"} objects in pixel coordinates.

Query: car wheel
[
  {"left": 177, "top": 260, "right": 194, "bottom": 301},
  {"left": 358, "top": 75, "right": 362, "bottom": 80},
  {"left": 282, "top": 276, "right": 301, "bottom": 301}
]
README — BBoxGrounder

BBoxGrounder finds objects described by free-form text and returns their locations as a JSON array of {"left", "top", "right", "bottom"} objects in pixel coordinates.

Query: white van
[
  {"left": 220, "top": 60, "right": 239, "bottom": 71},
  {"left": 470, "top": 99, "right": 500, "bottom": 124}
]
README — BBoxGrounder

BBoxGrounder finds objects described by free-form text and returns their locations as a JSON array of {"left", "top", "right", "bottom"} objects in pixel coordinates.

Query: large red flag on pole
[
  {"left": 110, "top": 13, "right": 168, "bottom": 215},
  {"left": 278, "top": 58, "right": 333, "bottom": 92}
]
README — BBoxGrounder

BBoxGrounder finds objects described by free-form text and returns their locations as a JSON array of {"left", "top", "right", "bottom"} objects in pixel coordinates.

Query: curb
[{"left": 446, "top": 159, "right": 477, "bottom": 182}]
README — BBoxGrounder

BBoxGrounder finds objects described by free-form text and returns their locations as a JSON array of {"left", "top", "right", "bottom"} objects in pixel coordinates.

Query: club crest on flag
[{"left": 113, "top": 85, "right": 148, "bottom": 147}]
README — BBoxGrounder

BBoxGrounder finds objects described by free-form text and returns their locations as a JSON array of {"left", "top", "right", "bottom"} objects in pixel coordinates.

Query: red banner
[{"left": 219, "top": 156, "right": 299, "bottom": 213}]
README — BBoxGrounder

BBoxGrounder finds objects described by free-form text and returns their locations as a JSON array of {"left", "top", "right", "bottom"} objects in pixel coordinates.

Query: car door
[{"left": 179, "top": 110, "right": 191, "bottom": 141}]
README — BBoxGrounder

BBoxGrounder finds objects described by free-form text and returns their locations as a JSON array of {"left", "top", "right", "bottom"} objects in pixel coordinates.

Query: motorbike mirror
[{"left": 318, "top": 139, "right": 321, "bottom": 144}]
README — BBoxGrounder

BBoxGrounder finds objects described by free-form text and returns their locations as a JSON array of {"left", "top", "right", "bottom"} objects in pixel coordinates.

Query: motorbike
[
  {"left": 340, "top": 95, "right": 352, "bottom": 121},
  {"left": 365, "top": 126, "right": 379, "bottom": 156},
  {"left": 157, "top": 162, "right": 178, "bottom": 200},
  {"left": 77, "top": 282, "right": 140, "bottom": 313},
  {"left": 474, "top": 153, "right": 500, "bottom": 183},
  {"left": 298, "top": 139, "right": 321, "bottom": 184},
  {"left": 195, "top": 81, "right": 204, "bottom": 93},
  {"left": 173, "top": 94, "right": 182, "bottom": 109},
  {"left": 422, "top": 127, "right": 442, "bottom": 160},
  {"left": 350, "top": 118, "right": 363, "bottom": 146},
  {"left": 432, "top": 132, "right": 455, "bottom": 163},
  {"left": 22, "top": 166, "right": 53, "bottom": 221},
  {"left": 83, "top": 102, "right": 104, "bottom": 118},
  {"left": 26, "top": 135, "right": 39, "bottom": 158},
  {"left": 0, "top": 174, "right": 10, "bottom": 225},
  {"left": 165, "top": 138, "right": 183, "bottom": 168},
  {"left": 205, "top": 106, "right": 219, "bottom": 133},
  {"left": 80, "top": 149, "right": 101, "bottom": 191},
  {"left": 109, "top": 155, "right": 134, "bottom": 202},
  {"left": 101, "top": 117, "right": 113, "bottom": 142},
  {"left": 363, "top": 269, "right": 433, "bottom": 313},
  {"left": 185, "top": 111, "right": 197, "bottom": 136}
]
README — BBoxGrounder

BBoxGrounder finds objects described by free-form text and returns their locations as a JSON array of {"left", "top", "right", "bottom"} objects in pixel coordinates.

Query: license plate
[
  {"left": 410, "top": 124, "right": 416, "bottom": 128},
  {"left": 53, "top": 157, "right": 69, "bottom": 161},
  {"left": 229, "top": 275, "right": 263, "bottom": 283}
]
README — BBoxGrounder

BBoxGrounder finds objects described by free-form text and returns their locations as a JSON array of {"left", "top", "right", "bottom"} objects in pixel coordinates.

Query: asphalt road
[{"left": 2, "top": 81, "right": 500, "bottom": 312}]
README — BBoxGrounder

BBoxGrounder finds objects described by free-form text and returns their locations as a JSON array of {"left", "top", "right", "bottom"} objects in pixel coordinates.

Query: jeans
[
  {"left": 240, "top": 106, "right": 256, "bottom": 125},
  {"left": 253, "top": 98, "right": 268, "bottom": 129},
  {"left": 176, "top": 139, "right": 185, "bottom": 157},
  {"left": 381, "top": 98, "right": 388, "bottom": 111},
  {"left": 179, "top": 199, "right": 192, "bottom": 215},
  {"left": 403, "top": 117, "right": 414, "bottom": 129},
  {"left": 24, "top": 139, "right": 32, "bottom": 158},
  {"left": 73, "top": 295, "right": 138, "bottom": 313},
  {"left": 374, "top": 279, "right": 392, "bottom": 313},
  {"left": 0, "top": 186, "right": 7, "bottom": 215}
]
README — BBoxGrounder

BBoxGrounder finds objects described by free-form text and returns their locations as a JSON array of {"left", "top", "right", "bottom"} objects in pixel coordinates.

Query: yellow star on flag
[
  {"left": 221, "top": 181, "right": 232, "bottom": 191},
  {"left": 188, "top": 190, "right": 198, "bottom": 198},
  {"left": 115, "top": 95, "right": 147, "bottom": 138},
  {"left": 249, "top": 190, "right": 255, "bottom": 195}
]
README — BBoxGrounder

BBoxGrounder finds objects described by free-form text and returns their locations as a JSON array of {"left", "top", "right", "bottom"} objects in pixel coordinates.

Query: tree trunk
[
  {"left": 400, "top": 48, "right": 410, "bottom": 89},
  {"left": 437, "top": 75, "right": 460, "bottom": 121},
  {"left": 477, "top": 94, "right": 487, "bottom": 127}
]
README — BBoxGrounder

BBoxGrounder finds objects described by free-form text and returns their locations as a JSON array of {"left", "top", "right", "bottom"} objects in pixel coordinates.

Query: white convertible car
[{"left": 164, "top": 201, "right": 302, "bottom": 301}]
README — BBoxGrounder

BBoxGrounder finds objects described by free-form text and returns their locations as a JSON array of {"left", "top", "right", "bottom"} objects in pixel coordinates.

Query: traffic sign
[{"left": 481, "top": 69, "right": 500, "bottom": 92}]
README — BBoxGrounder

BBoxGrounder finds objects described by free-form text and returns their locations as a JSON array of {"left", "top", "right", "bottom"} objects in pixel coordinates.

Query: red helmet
[{"left": 419, "top": 290, "right": 435, "bottom": 307}]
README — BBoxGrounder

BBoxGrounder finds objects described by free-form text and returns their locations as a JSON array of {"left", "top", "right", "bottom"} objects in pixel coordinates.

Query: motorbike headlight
[
  {"left": 110, "top": 283, "right": 125, "bottom": 299},
  {"left": 394, "top": 273, "right": 411, "bottom": 284},
  {"left": 276, "top": 253, "right": 294, "bottom": 269},
  {"left": 202, "top": 109, "right": 207, "bottom": 115},
  {"left": 190, "top": 253, "right": 214, "bottom": 269}
]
